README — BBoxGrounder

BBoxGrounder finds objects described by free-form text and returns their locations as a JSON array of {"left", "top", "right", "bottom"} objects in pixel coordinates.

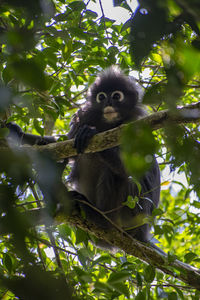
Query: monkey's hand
[
  {"left": 74, "top": 124, "right": 97, "bottom": 153},
  {"left": 5, "top": 122, "right": 57, "bottom": 145}
]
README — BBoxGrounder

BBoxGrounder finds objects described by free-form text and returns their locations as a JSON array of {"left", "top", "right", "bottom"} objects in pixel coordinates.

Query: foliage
[{"left": 0, "top": 0, "right": 200, "bottom": 299}]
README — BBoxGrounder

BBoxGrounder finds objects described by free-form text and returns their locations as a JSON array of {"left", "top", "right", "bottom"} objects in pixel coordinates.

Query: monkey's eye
[
  {"left": 96, "top": 92, "right": 107, "bottom": 103},
  {"left": 111, "top": 91, "right": 124, "bottom": 102}
]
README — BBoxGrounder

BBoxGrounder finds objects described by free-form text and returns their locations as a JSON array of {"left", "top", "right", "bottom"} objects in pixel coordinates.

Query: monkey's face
[
  {"left": 86, "top": 67, "right": 144, "bottom": 131},
  {"left": 96, "top": 90, "right": 124, "bottom": 122}
]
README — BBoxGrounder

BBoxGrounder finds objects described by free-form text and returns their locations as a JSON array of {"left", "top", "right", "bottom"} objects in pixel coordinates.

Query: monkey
[
  {"left": 5, "top": 66, "right": 160, "bottom": 247},
  {"left": 67, "top": 66, "right": 160, "bottom": 245}
]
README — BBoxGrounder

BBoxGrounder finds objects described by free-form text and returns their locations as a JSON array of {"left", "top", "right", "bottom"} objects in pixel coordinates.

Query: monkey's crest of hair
[
  {"left": 97, "top": 65, "right": 122, "bottom": 79},
  {"left": 87, "top": 65, "right": 143, "bottom": 103}
]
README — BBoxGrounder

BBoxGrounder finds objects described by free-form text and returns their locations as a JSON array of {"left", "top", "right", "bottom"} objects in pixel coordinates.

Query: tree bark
[{"left": 2, "top": 102, "right": 199, "bottom": 160}]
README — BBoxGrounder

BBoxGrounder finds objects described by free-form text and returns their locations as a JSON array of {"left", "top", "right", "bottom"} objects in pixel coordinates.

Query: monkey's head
[{"left": 86, "top": 66, "right": 145, "bottom": 131}]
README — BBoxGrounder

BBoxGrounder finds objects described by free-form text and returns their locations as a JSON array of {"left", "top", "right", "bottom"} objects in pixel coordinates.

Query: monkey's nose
[{"left": 106, "top": 97, "right": 112, "bottom": 106}]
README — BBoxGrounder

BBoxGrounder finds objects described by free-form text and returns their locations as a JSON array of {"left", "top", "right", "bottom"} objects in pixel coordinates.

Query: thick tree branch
[
  {"left": 1, "top": 103, "right": 199, "bottom": 160},
  {"left": 36, "top": 102, "right": 200, "bottom": 159},
  {"left": 0, "top": 207, "right": 199, "bottom": 289}
]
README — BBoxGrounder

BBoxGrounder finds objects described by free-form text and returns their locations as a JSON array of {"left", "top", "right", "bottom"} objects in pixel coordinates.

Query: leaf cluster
[{"left": 0, "top": 0, "right": 200, "bottom": 299}]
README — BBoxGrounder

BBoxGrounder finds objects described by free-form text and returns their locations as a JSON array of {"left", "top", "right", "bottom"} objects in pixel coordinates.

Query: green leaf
[
  {"left": 68, "top": 1, "right": 86, "bottom": 11},
  {"left": 69, "top": 27, "right": 89, "bottom": 39},
  {"left": 135, "top": 290, "right": 146, "bottom": 300},
  {"left": 136, "top": 272, "right": 143, "bottom": 287},
  {"left": 12, "top": 59, "right": 47, "bottom": 90},
  {"left": 84, "top": 10, "right": 98, "bottom": 19},
  {"left": 143, "top": 265, "right": 155, "bottom": 283},
  {"left": 104, "top": 18, "right": 115, "bottom": 27},
  {"left": 184, "top": 252, "right": 198, "bottom": 263},
  {"left": 123, "top": 195, "right": 138, "bottom": 209},
  {"left": 121, "top": 122, "right": 157, "bottom": 178},
  {"left": 154, "top": 225, "right": 164, "bottom": 235},
  {"left": 77, "top": 248, "right": 91, "bottom": 267},
  {"left": 2, "top": 65, "right": 14, "bottom": 84},
  {"left": 179, "top": 45, "right": 200, "bottom": 80},
  {"left": 192, "top": 201, "right": 200, "bottom": 209},
  {"left": 107, "top": 271, "right": 130, "bottom": 284},
  {"left": 75, "top": 228, "right": 88, "bottom": 245},
  {"left": 73, "top": 266, "right": 92, "bottom": 283},
  {"left": 92, "top": 254, "right": 111, "bottom": 266},
  {"left": 113, "top": 0, "right": 123, "bottom": 6},
  {"left": 108, "top": 282, "right": 129, "bottom": 298},
  {"left": 167, "top": 252, "right": 177, "bottom": 263},
  {"left": 168, "top": 292, "right": 178, "bottom": 300},
  {"left": 143, "top": 84, "right": 165, "bottom": 105},
  {"left": 163, "top": 224, "right": 174, "bottom": 235},
  {"left": 130, "top": 3, "right": 169, "bottom": 67},
  {"left": 62, "top": 40, "right": 72, "bottom": 61},
  {"left": 173, "top": 286, "right": 184, "bottom": 300},
  {"left": 33, "top": 119, "right": 44, "bottom": 136},
  {"left": 121, "top": 19, "right": 131, "bottom": 32},
  {"left": 94, "top": 281, "right": 112, "bottom": 293},
  {"left": 152, "top": 208, "right": 164, "bottom": 217},
  {"left": 58, "top": 224, "right": 72, "bottom": 242},
  {"left": 54, "top": 13, "right": 69, "bottom": 22},
  {"left": 2, "top": 253, "right": 13, "bottom": 273}
]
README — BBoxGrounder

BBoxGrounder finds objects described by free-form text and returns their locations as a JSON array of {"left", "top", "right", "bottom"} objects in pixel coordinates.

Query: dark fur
[{"left": 68, "top": 66, "right": 160, "bottom": 244}]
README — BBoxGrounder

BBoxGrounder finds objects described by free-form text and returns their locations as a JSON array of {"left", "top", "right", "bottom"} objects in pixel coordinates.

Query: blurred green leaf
[
  {"left": 75, "top": 228, "right": 88, "bottom": 245},
  {"left": 144, "top": 265, "right": 155, "bottom": 283},
  {"left": 12, "top": 59, "right": 48, "bottom": 90},
  {"left": 184, "top": 252, "right": 198, "bottom": 263},
  {"left": 121, "top": 123, "right": 157, "bottom": 177},
  {"left": 130, "top": 2, "right": 169, "bottom": 67},
  {"left": 2, "top": 253, "right": 13, "bottom": 273},
  {"left": 107, "top": 270, "right": 130, "bottom": 284},
  {"left": 136, "top": 271, "right": 143, "bottom": 287},
  {"left": 0, "top": 0, "right": 200, "bottom": 299}
]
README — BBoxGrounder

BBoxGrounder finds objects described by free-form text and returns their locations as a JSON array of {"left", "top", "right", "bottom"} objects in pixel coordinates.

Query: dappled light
[{"left": 0, "top": 0, "right": 200, "bottom": 299}]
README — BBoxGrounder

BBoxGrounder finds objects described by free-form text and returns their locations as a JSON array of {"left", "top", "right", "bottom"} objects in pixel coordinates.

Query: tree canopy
[{"left": 0, "top": 0, "right": 200, "bottom": 299}]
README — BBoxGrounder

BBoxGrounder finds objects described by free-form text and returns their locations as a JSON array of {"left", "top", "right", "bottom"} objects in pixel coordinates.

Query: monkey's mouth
[{"left": 103, "top": 106, "right": 119, "bottom": 122}]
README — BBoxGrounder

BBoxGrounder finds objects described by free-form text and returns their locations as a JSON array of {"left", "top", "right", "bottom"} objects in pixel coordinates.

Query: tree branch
[
  {"left": 0, "top": 207, "right": 199, "bottom": 289},
  {"left": 1, "top": 103, "right": 199, "bottom": 160}
]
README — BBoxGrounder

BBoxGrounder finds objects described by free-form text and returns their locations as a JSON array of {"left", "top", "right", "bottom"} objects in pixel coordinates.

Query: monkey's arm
[
  {"left": 71, "top": 123, "right": 126, "bottom": 174},
  {"left": 6, "top": 122, "right": 57, "bottom": 145}
]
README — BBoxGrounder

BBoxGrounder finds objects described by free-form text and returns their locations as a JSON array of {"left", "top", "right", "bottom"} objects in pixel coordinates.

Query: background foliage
[{"left": 0, "top": 0, "right": 200, "bottom": 299}]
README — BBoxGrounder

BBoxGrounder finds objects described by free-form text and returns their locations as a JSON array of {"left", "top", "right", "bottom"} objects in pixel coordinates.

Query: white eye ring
[
  {"left": 111, "top": 90, "right": 124, "bottom": 102},
  {"left": 96, "top": 92, "right": 107, "bottom": 103}
]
